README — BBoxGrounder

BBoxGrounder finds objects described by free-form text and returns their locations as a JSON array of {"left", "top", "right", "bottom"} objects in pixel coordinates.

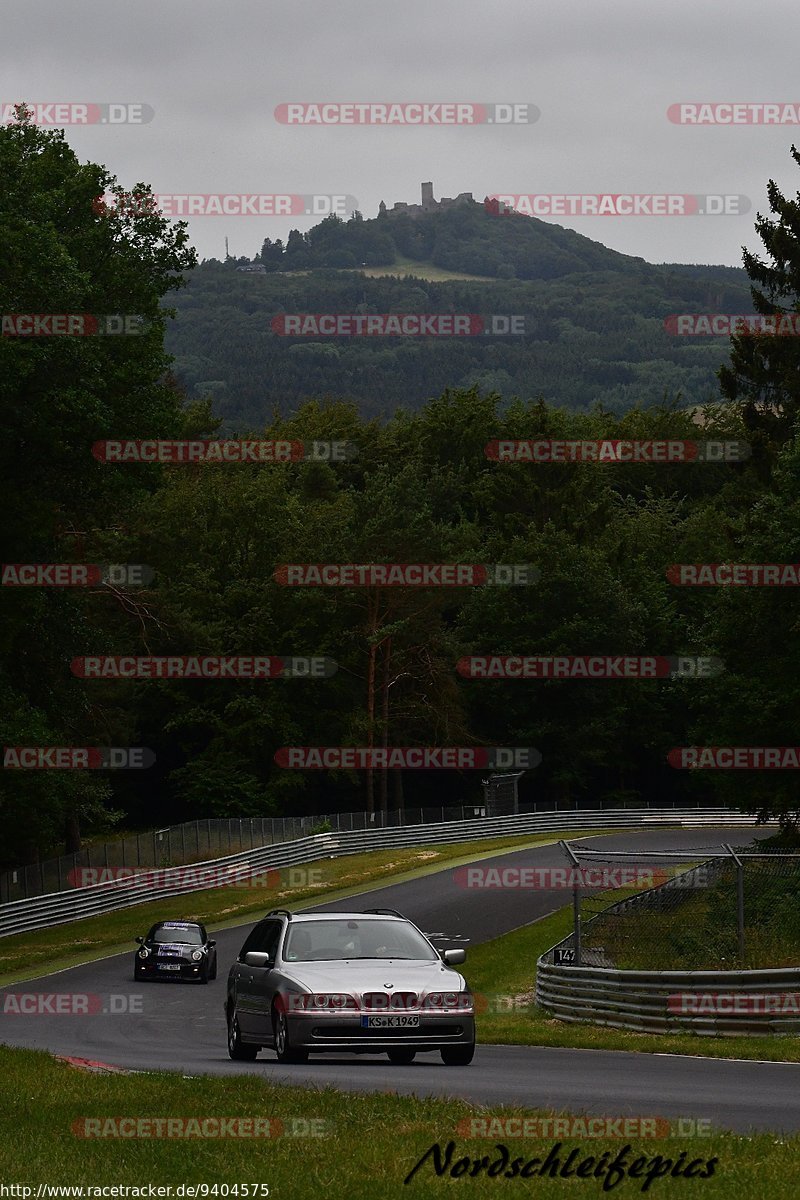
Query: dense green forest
[
  {"left": 165, "top": 204, "right": 753, "bottom": 428},
  {"left": 3, "top": 117, "right": 800, "bottom": 865}
]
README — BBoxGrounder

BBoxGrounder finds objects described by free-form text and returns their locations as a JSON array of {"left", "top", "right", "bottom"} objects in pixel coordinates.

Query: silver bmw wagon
[{"left": 225, "top": 908, "right": 475, "bottom": 1065}]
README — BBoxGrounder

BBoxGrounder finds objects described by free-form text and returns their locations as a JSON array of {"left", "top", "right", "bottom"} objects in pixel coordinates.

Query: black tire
[
  {"left": 227, "top": 1008, "right": 258, "bottom": 1061},
  {"left": 441, "top": 1042, "right": 475, "bottom": 1066},
  {"left": 273, "top": 1006, "right": 309, "bottom": 1064},
  {"left": 209, "top": 954, "right": 217, "bottom": 981},
  {"left": 387, "top": 1048, "right": 416, "bottom": 1065}
]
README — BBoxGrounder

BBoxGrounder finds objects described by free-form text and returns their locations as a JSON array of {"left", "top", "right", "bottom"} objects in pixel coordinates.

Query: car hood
[
  {"left": 279, "top": 958, "right": 467, "bottom": 994},
  {"left": 149, "top": 942, "right": 201, "bottom": 956}
]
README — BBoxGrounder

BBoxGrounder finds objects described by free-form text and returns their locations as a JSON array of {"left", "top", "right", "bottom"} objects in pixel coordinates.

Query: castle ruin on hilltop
[{"left": 379, "top": 182, "right": 475, "bottom": 219}]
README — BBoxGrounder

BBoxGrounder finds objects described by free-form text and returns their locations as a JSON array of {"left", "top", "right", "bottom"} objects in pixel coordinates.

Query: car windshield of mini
[
  {"left": 283, "top": 919, "right": 438, "bottom": 962},
  {"left": 149, "top": 925, "right": 204, "bottom": 945}
]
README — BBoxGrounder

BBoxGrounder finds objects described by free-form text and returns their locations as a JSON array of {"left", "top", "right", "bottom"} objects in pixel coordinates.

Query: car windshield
[
  {"left": 150, "top": 924, "right": 203, "bottom": 945},
  {"left": 283, "top": 919, "right": 438, "bottom": 962}
]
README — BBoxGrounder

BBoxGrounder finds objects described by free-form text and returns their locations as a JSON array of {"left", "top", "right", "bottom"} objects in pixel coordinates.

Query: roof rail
[
  {"left": 266, "top": 908, "right": 293, "bottom": 920},
  {"left": 361, "top": 908, "right": 405, "bottom": 918}
]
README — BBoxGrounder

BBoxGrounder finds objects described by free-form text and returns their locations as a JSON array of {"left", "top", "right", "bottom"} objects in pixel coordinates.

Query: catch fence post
[
  {"left": 723, "top": 843, "right": 745, "bottom": 960},
  {"left": 560, "top": 840, "right": 581, "bottom": 966}
]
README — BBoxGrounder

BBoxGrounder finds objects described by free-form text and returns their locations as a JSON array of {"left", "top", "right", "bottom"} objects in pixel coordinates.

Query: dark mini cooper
[{"left": 134, "top": 920, "right": 217, "bottom": 983}]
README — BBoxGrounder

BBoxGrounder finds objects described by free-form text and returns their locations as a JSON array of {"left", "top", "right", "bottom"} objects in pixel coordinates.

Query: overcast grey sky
[{"left": 5, "top": 0, "right": 799, "bottom": 267}]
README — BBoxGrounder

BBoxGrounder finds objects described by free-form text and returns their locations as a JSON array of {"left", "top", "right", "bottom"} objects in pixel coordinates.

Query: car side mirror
[
  {"left": 208, "top": 940, "right": 216, "bottom": 947},
  {"left": 243, "top": 951, "right": 272, "bottom": 968},
  {"left": 442, "top": 948, "right": 466, "bottom": 965},
  {"left": 135, "top": 936, "right": 143, "bottom": 944}
]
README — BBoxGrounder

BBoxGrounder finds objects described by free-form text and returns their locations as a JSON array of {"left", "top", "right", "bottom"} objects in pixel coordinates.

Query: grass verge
[
  {"left": 469, "top": 909, "right": 800, "bottom": 1062},
  {"left": 0, "top": 1044, "right": 796, "bottom": 1196},
  {"left": 0, "top": 832, "right": 600, "bottom": 985}
]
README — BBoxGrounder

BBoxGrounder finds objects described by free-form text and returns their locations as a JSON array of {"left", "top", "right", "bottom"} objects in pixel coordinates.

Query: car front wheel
[
  {"left": 227, "top": 1008, "right": 258, "bottom": 1061},
  {"left": 441, "top": 1042, "right": 475, "bottom": 1066},
  {"left": 273, "top": 1007, "right": 309, "bottom": 1064}
]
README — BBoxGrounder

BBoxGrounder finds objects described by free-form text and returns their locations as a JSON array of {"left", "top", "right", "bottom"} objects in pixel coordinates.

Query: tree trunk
[
  {"left": 365, "top": 596, "right": 377, "bottom": 817},
  {"left": 378, "top": 637, "right": 391, "bottom": 821},
  {"left": 64, "top": 808, "right": 81, "bottom": 854},
  {"left": 392, "top": 768, "right": 405, "bottom": 822}
]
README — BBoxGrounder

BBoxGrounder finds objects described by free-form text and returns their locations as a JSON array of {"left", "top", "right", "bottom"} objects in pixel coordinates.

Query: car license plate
[
  {"left": 361, "top": 1014, "right": 420, "bottom": 1029},
  {"left": 158, "top": 963, "right": 181, "bottom": 971}
]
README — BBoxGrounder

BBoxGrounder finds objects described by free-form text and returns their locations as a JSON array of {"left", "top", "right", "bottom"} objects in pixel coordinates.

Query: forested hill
[
  {"left": 255, "top": 200, "right": 647, "bottom": 278},
  {"left": 164, "top": 202, "right": 753, "bottom": 430}
]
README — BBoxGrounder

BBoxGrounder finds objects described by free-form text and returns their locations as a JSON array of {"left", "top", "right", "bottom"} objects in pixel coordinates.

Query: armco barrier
[
  {"left": 0, "top": 807, "right": 768, "bottom": 939},
  {"left": 535, "top": 848, "right": 800, "bottom": 1037},
  {"left": 0, "top": 806, "right": 492, "bottom": 903},
  {"left": 535, "top": 960, "right": 800, "bottom": 1036}
]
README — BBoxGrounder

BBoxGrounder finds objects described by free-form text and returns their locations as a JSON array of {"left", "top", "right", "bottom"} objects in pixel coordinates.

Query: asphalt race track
[{"left": 3, "top": 824, "right": 799, "bottom": 1134}]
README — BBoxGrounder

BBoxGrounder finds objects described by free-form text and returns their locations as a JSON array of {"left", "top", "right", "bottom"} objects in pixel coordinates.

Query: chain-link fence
[
  {"left": 1, "top": 790, "right": 722, "bottom": 905},
  {"left": 0, "top": 805, "right": 493, "bottom": 903},
  {"left": 554, "top": 841, "right": 800, "bottom": 971}
]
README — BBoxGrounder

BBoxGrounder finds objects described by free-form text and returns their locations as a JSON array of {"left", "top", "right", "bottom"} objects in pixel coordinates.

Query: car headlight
[
  {"left": 137, "top": 948, "right": 149, "bottom": 959},
  {"left": 425, "top": 991, "right": 473, "bottom": 1010},
  {"left": 290, "top": 993, "right": 357, "bottom": 1011},
  {"left": 191, "top": 950, "right": 204, "bottom": 961}
]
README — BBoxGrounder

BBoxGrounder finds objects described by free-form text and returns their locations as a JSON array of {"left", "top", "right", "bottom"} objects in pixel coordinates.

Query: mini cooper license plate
[
  {"left": 157, "top": 963, "right": 181, "bottom": 971},
  {"left": 361, "top": 1014, "right": 420, "bottom": 1029}
]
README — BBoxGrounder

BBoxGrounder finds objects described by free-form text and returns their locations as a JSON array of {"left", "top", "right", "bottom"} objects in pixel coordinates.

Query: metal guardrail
[
  {"left": 535, "top": 850, "right": 800, "bottom": 1037},
  {"left": 0, "top": 806, "right": 769, "bottom": 939},
  {"left": 0, "top": 806, "right": 490, "bottom": 903},
  {"left": 0, "top": 795, "right": 723, "bottom": 904},
  {"left": 535, "top": 960, "right": 800, "bottom": 1036}
]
